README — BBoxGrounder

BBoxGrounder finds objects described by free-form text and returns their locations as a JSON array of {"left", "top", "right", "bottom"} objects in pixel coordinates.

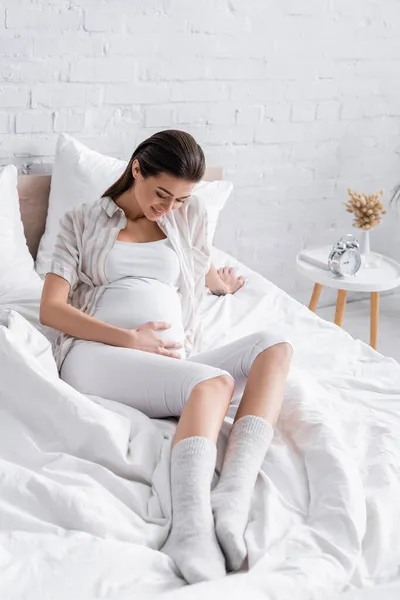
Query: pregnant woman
[{"left": 40, "top": 130, "right": 293, "bottom": 584}]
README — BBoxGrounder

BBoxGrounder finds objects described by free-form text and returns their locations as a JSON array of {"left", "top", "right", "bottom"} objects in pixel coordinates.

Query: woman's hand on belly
[{"left": 119, "top": 321, "right": 183, "bottom": 359}]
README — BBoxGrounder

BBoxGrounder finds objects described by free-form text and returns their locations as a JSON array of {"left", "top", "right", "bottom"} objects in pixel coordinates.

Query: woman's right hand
[
  {"left": 120, "top": 321, "right": 183, "bottom": 359},
  {"left": 40, "top": 276, "right": 183, "bottom": 356}
]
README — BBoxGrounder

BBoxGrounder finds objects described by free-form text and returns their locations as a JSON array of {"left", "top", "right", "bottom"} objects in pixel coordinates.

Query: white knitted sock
[
  {"left": 161, "top": 436, "right": 226, "bottom": 584},
  {"left": 211, "top": 415, "right": 274, "bottom": 572}
]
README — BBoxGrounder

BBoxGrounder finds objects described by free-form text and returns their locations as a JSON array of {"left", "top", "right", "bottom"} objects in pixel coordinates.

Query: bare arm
[
  {"left": 40, "top": 273, "right": 132, "bottom": 347},
  {"left": 40, "top": 274, "right": 182, "bottom": 358},
  {"left": 206, "top": 263, "right": 244, "bottom": 295}
]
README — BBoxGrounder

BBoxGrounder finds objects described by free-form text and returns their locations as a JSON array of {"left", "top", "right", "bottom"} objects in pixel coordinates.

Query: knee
[
  {"left": 193, "top": 373, "right": 235, "bottom": 402},
  {"left": 216, "top": 374, "right": 235, "bottom": 397},
  {"left": 275, "top": 341, "right": 293, "bottom": 360},
  {"left": 259, "top": 339, "right": 293, "bottom": 365}
]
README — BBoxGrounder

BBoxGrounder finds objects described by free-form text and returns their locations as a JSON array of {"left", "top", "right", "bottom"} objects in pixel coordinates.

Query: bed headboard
[{"left": 17, "top": 167, "right": 223, "bottom": 260}]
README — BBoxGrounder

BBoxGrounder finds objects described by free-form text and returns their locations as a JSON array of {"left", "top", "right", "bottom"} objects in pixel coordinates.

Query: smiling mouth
[{"left": 151, "top": 206, "right": 165, "bottom": 216}]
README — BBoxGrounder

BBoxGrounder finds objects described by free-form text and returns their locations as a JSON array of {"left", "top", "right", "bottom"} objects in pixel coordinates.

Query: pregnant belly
[{"left": 94, "top": 279, "right": 186, "bottom": 357}]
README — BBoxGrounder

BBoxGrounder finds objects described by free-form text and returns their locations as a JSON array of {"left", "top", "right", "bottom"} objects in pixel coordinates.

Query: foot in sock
[
  {"left": 161, "top": 436, "right": 226, "bottom": 584},
  {"left": 211, "top": 415, "right": 274, "bottom": 572}
]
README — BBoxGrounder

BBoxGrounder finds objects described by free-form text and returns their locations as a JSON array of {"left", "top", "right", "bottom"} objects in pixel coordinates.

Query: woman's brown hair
[{"left": 102, "top": 129, "right": 205, "bottom": 200}]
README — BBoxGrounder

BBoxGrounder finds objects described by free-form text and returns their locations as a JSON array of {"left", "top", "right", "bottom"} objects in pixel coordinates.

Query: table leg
[
  {"left": 370, "top": 292, "right": 379, "bottom": 349},
  {"left": 308, "top": 283, "right": 323, "bottom": 312},
  {"left": 334, "top": 289, "right": 347, "bottom": 327}
]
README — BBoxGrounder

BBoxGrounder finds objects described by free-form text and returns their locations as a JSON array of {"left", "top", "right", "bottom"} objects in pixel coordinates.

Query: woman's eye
[{"left": 156, "top": 192, "right": 167, "bottom": 200}]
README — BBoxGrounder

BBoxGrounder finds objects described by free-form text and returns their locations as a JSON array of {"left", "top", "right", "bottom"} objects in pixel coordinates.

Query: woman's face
[{"left": 132, "top": 160, "right": 196, "bottom": 221}]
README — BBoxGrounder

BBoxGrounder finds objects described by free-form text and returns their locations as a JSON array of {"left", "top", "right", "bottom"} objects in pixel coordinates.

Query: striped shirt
[{"left": 48, "top": 194, "right": 211, "bottom": 370}]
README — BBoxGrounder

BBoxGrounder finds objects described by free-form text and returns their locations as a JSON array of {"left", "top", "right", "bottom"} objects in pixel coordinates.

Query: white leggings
[{"left": 61, "top": 329, "right": 293, "bottom": 418}]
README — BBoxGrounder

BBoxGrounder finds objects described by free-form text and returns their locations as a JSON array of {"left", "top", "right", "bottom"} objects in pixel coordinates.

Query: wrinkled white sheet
[{"left": 0, "top": 248, "right": 399, "bottom": 600}]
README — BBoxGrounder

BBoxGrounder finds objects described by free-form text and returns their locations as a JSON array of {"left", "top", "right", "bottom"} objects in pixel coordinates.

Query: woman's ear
[{"left": 131, "top": 159, "right": 141, "bottom": 180}]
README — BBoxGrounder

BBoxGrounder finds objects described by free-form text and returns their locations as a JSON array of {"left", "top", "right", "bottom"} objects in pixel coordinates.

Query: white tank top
[{"left": 93, "top": 238, "right": 186, "bottom": 357}]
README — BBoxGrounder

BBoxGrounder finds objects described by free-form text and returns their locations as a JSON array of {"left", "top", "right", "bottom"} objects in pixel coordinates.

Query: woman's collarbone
[{"left": 117, "top": 219, "right": 166, "bottom": 243}]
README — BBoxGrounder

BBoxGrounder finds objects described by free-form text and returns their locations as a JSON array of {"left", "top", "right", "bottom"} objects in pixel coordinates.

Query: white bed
[
  {"left": 1, "top": 243, "right": 400, "bottom": 600},
  {"left": 1, "top": 142, "right": 400, "bottom": 599}
]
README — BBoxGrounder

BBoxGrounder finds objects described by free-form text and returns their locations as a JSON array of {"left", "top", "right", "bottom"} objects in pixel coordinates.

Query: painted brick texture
[{"left": 0, "top": 0, "right": 399, "bottom": 302}]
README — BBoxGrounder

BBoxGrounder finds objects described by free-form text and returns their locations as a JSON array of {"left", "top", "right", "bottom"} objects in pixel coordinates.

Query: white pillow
[
  {"left": 0, "top": 166, "right": 56, "bottom": 342},
  {"left": 0, "top": 309, "right": 59, "bottom": 378},
  {"left": 192, "top": 179, "right": 233, "bottom": 247},
  {"left": 0, "top": 165, "right": 40, "bottom": 294},
  {"left": 0, "top": 278, "right": 59, "bottom": 346},
  {"left": 35, "top": 134, "right": 126, "bottom": 276},
  {"left": 35, "top": 133, "right": 232, "bottom": 276}
]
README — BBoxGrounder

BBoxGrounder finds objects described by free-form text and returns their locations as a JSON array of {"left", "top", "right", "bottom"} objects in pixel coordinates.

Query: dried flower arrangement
[{"left": 344, "top": 188, "right": 386, "bottom": 230}]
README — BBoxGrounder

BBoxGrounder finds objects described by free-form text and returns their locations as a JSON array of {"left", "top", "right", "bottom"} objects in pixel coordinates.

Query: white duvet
[{"left": 1, "top": 248, "right": 400, "bottom": 600}]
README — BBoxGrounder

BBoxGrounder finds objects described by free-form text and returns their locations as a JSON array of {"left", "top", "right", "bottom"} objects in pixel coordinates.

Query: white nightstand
[{"left": 296, "top": 246, "right": 400, "bottom": 349}]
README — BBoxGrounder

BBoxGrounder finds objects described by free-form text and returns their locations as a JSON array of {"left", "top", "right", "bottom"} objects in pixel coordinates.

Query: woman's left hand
[{"left": 217, "top": 267, "right": 245, "bottom": 294}]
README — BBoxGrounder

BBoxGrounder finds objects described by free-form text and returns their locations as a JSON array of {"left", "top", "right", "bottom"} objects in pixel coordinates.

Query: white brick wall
[{"left": 1, "top": 0, "right": 400, "bottom": 304}]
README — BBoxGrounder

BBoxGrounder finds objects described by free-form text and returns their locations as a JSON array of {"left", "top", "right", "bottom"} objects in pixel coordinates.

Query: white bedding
[{"left": 1, "top": 248, "right": 399, "bottom": 600}]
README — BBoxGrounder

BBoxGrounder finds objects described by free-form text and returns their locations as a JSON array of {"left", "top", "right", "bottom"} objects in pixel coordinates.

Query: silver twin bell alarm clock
[{"left": 328, "top": 234, "right": 362, "bottom": 277}]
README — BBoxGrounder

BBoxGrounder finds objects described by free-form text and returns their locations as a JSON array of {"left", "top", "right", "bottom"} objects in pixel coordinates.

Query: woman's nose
[{"left": 164, "top": 199, "right": 176, "bottom": 212}]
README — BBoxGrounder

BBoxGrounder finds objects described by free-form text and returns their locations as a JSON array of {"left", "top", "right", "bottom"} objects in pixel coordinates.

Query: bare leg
[
  {"left": 162, "top": 375, "right": 234, "bottom": 584},
  {"left": 212, "top": 342, "right": 293, "bottom": 571},
  {"left": 234, "top": 342, "right": 293, "bottom": 425},
  {"left": 173, "top": 375, "right": 234, "bottom": 446}
]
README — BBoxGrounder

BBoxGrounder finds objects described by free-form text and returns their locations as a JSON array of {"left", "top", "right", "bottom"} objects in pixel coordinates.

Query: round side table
[{"left": 296, "top": 246, "right": 400, "bottom": 349}]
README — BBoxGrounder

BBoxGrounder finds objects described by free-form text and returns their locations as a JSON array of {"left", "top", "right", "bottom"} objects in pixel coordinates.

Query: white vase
[
  {"left": 359, "top": 229, "right": 370, "bottom": 256},
  {"left": 358, "top": 229, "right": 380, "bottom": 269}
]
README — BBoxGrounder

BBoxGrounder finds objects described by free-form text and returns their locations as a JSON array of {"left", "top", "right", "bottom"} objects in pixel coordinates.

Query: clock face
[{"left": 339, "top": 248, "right": 361, "bottom": 276}]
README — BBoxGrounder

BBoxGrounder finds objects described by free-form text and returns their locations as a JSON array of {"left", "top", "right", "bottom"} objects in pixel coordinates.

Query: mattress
[{"left": 0, "top": 248, "right": 399, "bottom": 600}]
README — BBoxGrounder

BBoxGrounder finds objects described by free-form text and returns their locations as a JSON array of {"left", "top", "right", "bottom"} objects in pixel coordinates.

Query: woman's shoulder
[
  {"left": 184, "top": 193, "right": 207, "bottom": 225},
  {"left": 61, "top": 198, "right": 105, "bottom": 226}
]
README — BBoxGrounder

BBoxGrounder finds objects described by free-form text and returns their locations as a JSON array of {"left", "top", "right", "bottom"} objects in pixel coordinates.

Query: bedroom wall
[{"left": 1, "top": 0, "right": 400, "bottom": 304}]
